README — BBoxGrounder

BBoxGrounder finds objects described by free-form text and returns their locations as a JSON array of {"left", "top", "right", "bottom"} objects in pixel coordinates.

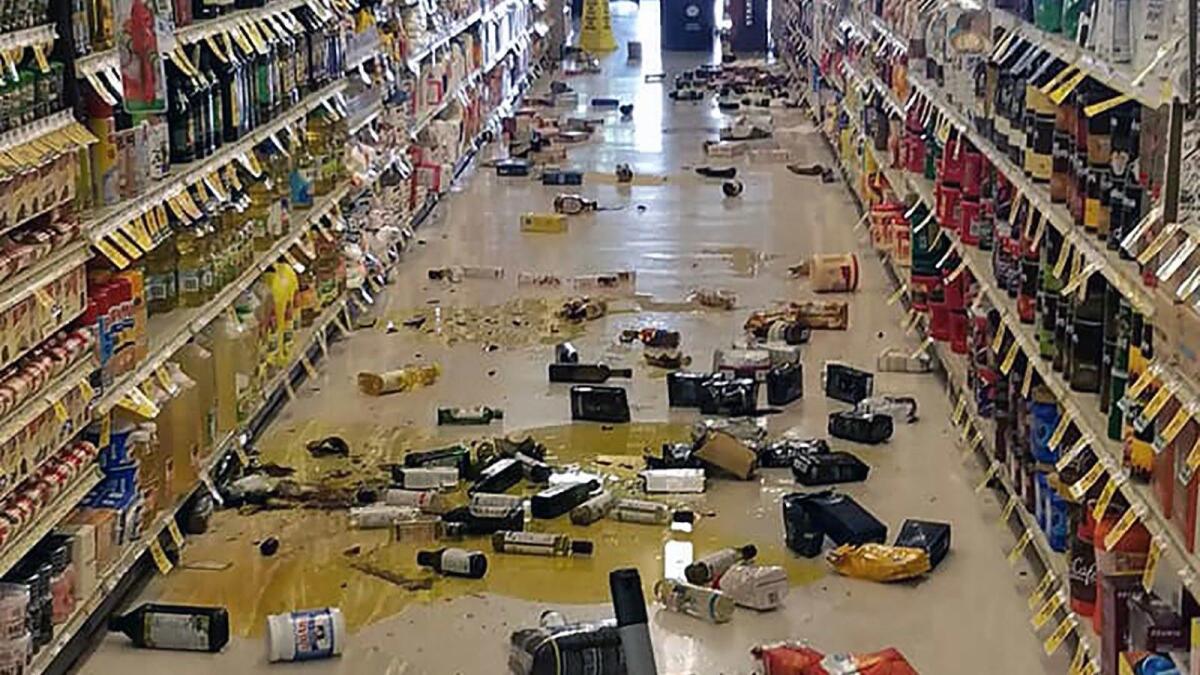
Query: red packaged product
[{"left": 752, "top": 643, "right": 920, "bottom": 674}]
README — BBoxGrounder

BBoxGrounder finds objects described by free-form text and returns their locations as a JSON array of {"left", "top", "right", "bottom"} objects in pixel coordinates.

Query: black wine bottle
[
  {"left": 570, "top": 386, "right": 631, "bottom": 423},
  {"left": 108, "top": 603, "right": 230, "bottom": 652},
  {"left": 514, "top": 451, "right": 552, "bottom": 483},
  {"left": 531, "top": 480, "right": 601, "bottom": 519},
  {"left": 469, "top": 457, "right": 523, "bottom": 494},
  {"left": 441, "top": 505, "right": 525, "bottom": 534},
  {"left": 549, "top": 363, "right": 633, "bottom": 383},
  {"left": 416, "top": 548, "right": 488, "bottom": 578}
]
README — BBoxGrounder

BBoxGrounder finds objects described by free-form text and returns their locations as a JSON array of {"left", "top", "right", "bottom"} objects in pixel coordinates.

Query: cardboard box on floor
[{"left": 695, "top": 430, "right": 756, "bottom": 479}]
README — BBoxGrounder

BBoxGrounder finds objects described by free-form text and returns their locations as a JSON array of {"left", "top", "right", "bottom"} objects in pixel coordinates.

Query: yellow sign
[
  {"left": 577, "top": 0, "right": 616, "bottom": 52},
  {"left": 1028, "top": 570, "right": 1056, "bottom": 610},
  {"left": 1049, "top": 414, "right": 1073, "bottom": 452},
  {"left": 1042, "top": 615, "right": 1076, "bottom": 655},
  {"left": 1000, "top": 495, "right": 1019, "bottom": 523},
  {"left": 1103, "top": 508, "right": 1141, "bottom": 550},
  {"left": 991, "top": 325, "right": 1006, "bottom": 354},
  {"left": 1031, "top": 591, "right": 1064, "bottom": 629},
  {"left": 149, "top": 539, "right": 174, "bottom": 574},
  {"left": 167, "top": 520, "right": 185, "bottom": 547},
  {"left": 1070, "top": 461, "right": 1105, "bottom": 500},
  {"left": 1126, "top": 366, "right": 1156, "bottom": 400},
  {"left": 1142, "top": 538, "right": 1162, "bottom": 592},
  {"left": 1093, "top": 477, "right": 1119, "bottom": 521},
  {"left": 1022, "top": 362, "right": 1034, "bottom": 398},
  {"left": 1000, "top": 341, "right": 1020, "bottom": 375},
  {"left": 1008, "top": 529, "right": 1033, "bottom": 564}
]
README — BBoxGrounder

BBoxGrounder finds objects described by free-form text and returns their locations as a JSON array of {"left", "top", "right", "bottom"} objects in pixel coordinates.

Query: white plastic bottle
[{"left": 266, "top": 607, "right": 345, "bottom": 662}]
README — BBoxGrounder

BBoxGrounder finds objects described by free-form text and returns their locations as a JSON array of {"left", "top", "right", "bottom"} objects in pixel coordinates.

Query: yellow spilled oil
[
  {"left": 387, "top": 297, "right": 592, "bottom": 349},
  {"left": 152, "top": 422, "right": 825, "bottom": 637}
]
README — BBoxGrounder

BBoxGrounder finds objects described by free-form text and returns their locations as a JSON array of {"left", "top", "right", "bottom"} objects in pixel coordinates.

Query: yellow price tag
[
  {"left": 149, "top": 539, "right": 173, "bottom": 574},
  {"left": 1142, "top": 538, "right": 1162, "bottom": 592},
  {"left": 1028, "top": 570, "right": 1056, "bottom": 610},
  {"left": 1049, "top": 70, "right": 1088, "bottom": 104},
  {"left": 98, "top": 412, "right": 111, "bottom": 447},
  {"left": 910, "top": 336, "right": 935, "bottom": 360},
  {"left": 156, "top": 366, "right": 177, "bottom": 395},
  {"left": 1039, "top": 64, "right": 1080, "bottom": 95},
  {"left": 1138, "top": 227, "right": 1177, "bottom": 266},
  {"left": 1049, "top": 414, "right": 1073, "bottom": 453},
  {"left": 1119, "top": 654, "right": 1135, "bottom": 675},
  {"left": 78, "top": 379, "right": 94, "bottom": 401},
  {"left": 945, "top": 259, "right": 969, "bottom": 284},
  {"left": 1126, "top": 366, "right": 1156, "bottom": 400},
  {"left": 969, "top": 431, "right": 984, "bottom": 454},
  {"left": 1000, "top": 340, "right": 1020, "bottom": 375},
  {"left": 33, "top": 287, "right": 53, "bottom": 309},
  {"left": 1043, "top": 615, "right": 1076, "bottom": 655},
  {"left": 1141, "top": 386, "right": 1175, "bottom": 423},
  {"left": 976, "top": 463, "right": 1000, "bottom": 493},
  {"left": 284, "top": 377, "right": 297, "bottom": 401},
  {"left": 1022, "top": 362, "right": 1035, "bottom": 398},
  {"left": 1161, "top": 407, "right": 1192, "bottom": 446},
  {"left": 1000, "top": 494, "right": 1019, "bottom": 523},
  {"left": 1187, "top": 435, "right": 1200, "bottom": 476},
  {"left": 1093, "top": 477, "right": 1119, "bottom": 521},
  {"left": 1069, "top": 643, "right": 1087, "bottom": 675},
  {"left": 886, "top": 284, "right": 907, "bottom": 306},
  {"left": 167, "top": 519, "right": 185, "bottom": 547},
  {"left": 904, "top": 309, "right": 922, "bottom": 335},
  {"left": 959, "top": 422, "right": 973, "bottom": 442},
  {"left": 1103, "top": 508, "right": 1141, "bottom": 550},
  {"left": 95, "top": 240, "right": 130, "bottom": 269},
  {"left": 991, "top": 326, "right": 1006, "bottom": 354},
  {"left": 301, "top": 355, "right": 319, "bottom": 381},
  {"left": 1008, "top": 529, "right": 1034, "bottom": 564},
  {"left": 1052, "top": 243, "right": 1071, "bottom": 279},
  {"left": 1031, "top": 591, "right": 1065, "bottom": 629},
  {"left": 52, "top": 400, "right": 68, "bottom": 422},
  {"left": 1070, "top": 461, "right": 1106, "bottom": 500},
  {"left": 952, "top": 396, "right": 967, "bottom": 425}
]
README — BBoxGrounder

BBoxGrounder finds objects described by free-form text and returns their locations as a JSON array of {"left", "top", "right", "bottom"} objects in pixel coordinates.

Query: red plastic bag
[{"left": 752, "top": 643, "right": 920, "bottom": 675}]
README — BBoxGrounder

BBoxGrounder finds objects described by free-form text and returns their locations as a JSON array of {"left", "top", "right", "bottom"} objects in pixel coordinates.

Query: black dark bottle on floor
[
  {"left": 417, "top": 549, "right": 488, "bottom": 578},
  {"left": 109, "top": 604, "right": 230, "bottom": 652},
  {"left": 549, "top": 363, "right": 633, "bottom": 383},
  {"left": 571, "top": 385, "right": 631, "bottom": 422},
  {"left": 531, "top": 479, "right": 600, "bottom": 519},
  {"left": 469, "top": 457, "right": 523, "bottom": 494}
]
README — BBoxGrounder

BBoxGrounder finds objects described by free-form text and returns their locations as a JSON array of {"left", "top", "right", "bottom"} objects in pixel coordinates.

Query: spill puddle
[{"left": 152, "top": 422, "right": 825, "bottom": 637}]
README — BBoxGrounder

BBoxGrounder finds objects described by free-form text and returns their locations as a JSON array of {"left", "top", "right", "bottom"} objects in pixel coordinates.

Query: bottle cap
[
  {"left": 672, "top": 510, "right": 695, "bottom": 523},
  {"left": 571, "top": 540, "right": 594, "bottom": 556},
  {"left": 739, "top": 544, "right": 758, "bottom": 559},
  {"left": 415, "top": 550, "right": 437, "bottom": 567}
]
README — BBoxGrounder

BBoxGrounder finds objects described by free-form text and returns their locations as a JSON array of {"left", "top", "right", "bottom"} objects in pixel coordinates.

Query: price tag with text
[
  {"left": 1008, "top": 529, "right": 1034, "bottom": 565},
  {"left": 1028, "top": 570, "right": 1056, "bottom": 610},
  {"left": 1000, "top": 494, "right": 1020, "bottom": 523},
  {"left": 1093, "top": 476, "right": 1120, "bottom": 521},
  {"left": 976, "top": 463, "right": 1000, "bottom": 493},
  {"left": 1068, "top": 644, "right": 1087, "bottom": 675},
  {"left": 952, "top": 396, "right": 967, "bottom": 425},
  {"left": 1103, "top": 508, "right": 1142, "bottom": 550},
  {"left": 1022, "top": 362, "right": 1035, "bottom": 398},
  {"left": 167, "top": 520, "right": 185, "bottom": 547},
  {"left": 1031, "top": 591, "right": 1065, "bottom": 629},
  {"left": 886, "top": 284, "right": 907, "bottom": 306},
  {"left": 1000, "top": 341, "right": 1020, "bottom": 375},
  {"left": 1126, "top": 366, "right": 1157, "bottom": 400},
  {"left": 1141, "top": 386, "right": 1175, "bottom": 424},
  {"left": 991, "top": 326, "right": 1006, "bottom": 354},
  {"left": 78, "top": 379, "right": 94, "bottom": 401},
  {"left": 1049, "top": 415, "right": 1074, "bottom": 454},
  {"left": 52, "top": 399, "right": 68, "bottom": 422},
  {"left": 149, "top": 539, "right": 173, "bottom": 574},
  {"left": 1142, "top": 538, "right": 1163, "bottom": 592},
  {"left": 1160, "top": 407, "right": 1192, "bottom": 446},
  {"left": 1043, "top": 615, "right": 1076, "bottom": 656},
  {"left": 1070, "top": 461, "right": 1106, "bottom": 500}
]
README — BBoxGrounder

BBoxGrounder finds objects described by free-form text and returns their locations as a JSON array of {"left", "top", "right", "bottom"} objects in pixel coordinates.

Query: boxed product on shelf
[
  {"left": 0, "top": 263, "right": 86, "bottom": 369},
  {"left": 0, "top": 378, "right": 90, "bottom": 492},
  {"left": 0, "top": 328, "right": 93, "bottom": 420}
]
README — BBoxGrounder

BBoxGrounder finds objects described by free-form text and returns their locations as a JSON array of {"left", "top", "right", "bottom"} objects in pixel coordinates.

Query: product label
[
  {"left": 440, "top": 549, "right": 476, "bottom": 574},
  {"left": 179, "top": 269, "right": 202, "bottom": 294},
  {"left": 290, "top": 609, "right": 335, "bottom": 661},
  {"left": 501, "top": 531, "right": 555, "bottom": 555},
  {"left": 145, "top": 612, "right": 210, "bottom": 651}
]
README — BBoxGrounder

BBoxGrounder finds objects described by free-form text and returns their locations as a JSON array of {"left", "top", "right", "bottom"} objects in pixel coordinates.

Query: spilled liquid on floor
[
  {"left": 153, "top": 422, "right": 825, "bottom": 637},
  {"left": 386, "top": 297, "right": 592, "bottom": 349}
]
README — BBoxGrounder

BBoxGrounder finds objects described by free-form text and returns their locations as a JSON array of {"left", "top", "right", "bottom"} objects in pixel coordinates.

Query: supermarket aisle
[{"left": 83, "top": 4, "right": 1061, "bottom": 674}]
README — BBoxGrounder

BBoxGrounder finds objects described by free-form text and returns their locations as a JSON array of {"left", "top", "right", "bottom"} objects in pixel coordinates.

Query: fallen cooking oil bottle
[
  {"left": 570, "top": 490, "right": 617, "bottom": 525},
  {"left": 653, "top": 578, "right": 736, "bottom": 623},
  {"left": 684, "top": 544, "right": 758, "bottom": 584},
  {"left": 108, "top": 603, "right": 231, "bottom": 652},
  {"left": 417, "top": 548, "right": 489, "bottom": 578},
  {"left": 609, "top": 498, "right": 671, "bottom": 524},
  {"left": 492, "top": 530, "right": 594, "bottom": 557}
]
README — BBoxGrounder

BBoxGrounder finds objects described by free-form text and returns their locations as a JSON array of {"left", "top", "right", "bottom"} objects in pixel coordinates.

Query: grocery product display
[
  {"left": 0, "top": 0, "right": 553, "bottom": 667},
  {"left": 777, "top": 0, "right": 1198, "bottom": 671}
]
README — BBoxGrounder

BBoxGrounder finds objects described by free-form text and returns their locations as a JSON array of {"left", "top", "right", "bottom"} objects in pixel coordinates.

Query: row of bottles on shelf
[
  {"left": 76, "top": 2, "right": 345, "bottom": 210},
  {"left": 83, "top": 111, "right": 347, "bottom": 382}
]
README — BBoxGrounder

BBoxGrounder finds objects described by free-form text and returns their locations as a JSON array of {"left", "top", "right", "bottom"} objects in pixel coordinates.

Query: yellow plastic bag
[{"left": 828, "top": 544, "right": 931, "bottom": 582}]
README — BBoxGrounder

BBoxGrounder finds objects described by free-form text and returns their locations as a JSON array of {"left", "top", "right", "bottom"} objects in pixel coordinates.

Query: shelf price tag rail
[
  {"left": 93, "top": 182, "right": 351, "bottom": 415},
  {"left": 85, "top": 78, "right": 348, "bottom": 246},
  {"left": 827, "top": 101, "right": 1102, "bottom": 669},
  {"left": 871, "top": 118, "right": 1200, "bottom": 600},
  {"left": 28, "top": 77, "right": 508, "bottom": 670}
]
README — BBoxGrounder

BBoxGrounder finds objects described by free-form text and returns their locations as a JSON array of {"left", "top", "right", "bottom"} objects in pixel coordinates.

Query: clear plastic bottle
[{"left": 653, "top": 579, "right": 735, "bottom": 623}]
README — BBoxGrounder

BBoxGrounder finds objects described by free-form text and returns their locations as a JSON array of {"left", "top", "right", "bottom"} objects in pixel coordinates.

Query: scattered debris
[
  {"left": 642, "top": 468, "right": 705, "bottom": 493},
  {"left": 570, "top": 385, "right": 630, "bottom": 423},
  {"left": 558, "top": 296, "right": 607, "bottom": 322},
  {"left": 342, "top": 545, "right": 362, "bottom": 557},
  {"left": 828, "top": 543, "right": 931, "bottom": 582},
  {"left": 259, "top": 537, "right": 280, "bottom": 556},
  {"left": 789, "top": 253, "right": 860, "bottom": 292},
  {"left": 722, "top": 179, "right": 744, "bottom": 197},
  {"left": 689, "top": 288, "right": 737, "bottom": 310},
  {"left": 786, "top": 163, "right": 826, "bottom": 176},
  {"left": 829, "top": 410, "right": 894, "bottom": 444},
  {"left": 615, "top": 163, "right": 634, "bottom": 183},
  {"left": 437, "top": 406, "right": 505, "bottom": 425},
  {"left": 752, "top": 643, "right": 920, "bottom": 675},
  {"left": 654, "top": 578, "right": 735, "bottom": 623},
  {"left": 306, "top": 436, "right": 351, "bottom": 458},
  {"left": 644, "top": 349, "right": 689, "bottom": 369},
  {"left": 745, "top": 301, "right": 850, "bottom": 331},
  {"left": 520, "top": 212, "right": 568, "bottom": 233},
  {"left": 876, "top": 347, "right": 933, "bottom": 373},
  {"left": 619, "top": 103, "right": 634, "bottom": 118},
  {"left": 694, "top": 431, "right": 757, "bottom": 479},
  {"left": 357, "top": 364, "right": 441, "bottom": 396},
  {"left": 695, "top": 166, "right": 737, "bottom": 179}
]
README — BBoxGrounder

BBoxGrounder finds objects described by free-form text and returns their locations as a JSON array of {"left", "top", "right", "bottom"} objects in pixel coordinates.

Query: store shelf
[
  {"left": 0, "top": 110, "right": 76, "bottom": 157},
  {"left": 0, "top": 357, "right": 94, "bottom": 454},
  {"left": 0, "top": 241, "right": 90, "bottom": 317},
  {"left": 406, "top": 10, "right": 483, "bottom": 68},
  {"left": 829, "top": 92, "right": 1102, "bottom": 671},
  {"left": 0, "top": 24, "right": 56, "bottom": 53},
  {"left": 73, "top": 48, "right": 118, "bottom": 78},
  {"left": 0, "top": 466, "right": 102, "bottom": 576},
  {"left": 989, "top": 10, "right": 1174, "bottom": 109},
  {"left": 410, "top": 71, "right": 480, "bottom": 136},
  {"left": 348, "top": 101, "right": 384, "bottom": 135},
  {"left": 484, "top": 27, "right": 534, "bottom": 73},
  {"left": 93, "top": 182, "right": 351, "bottom": 414},
  {"left": 174, "top": 0, "right": 307, "bottom": 45},
  {"left": 86, "top": 79, "right": 348, "bottom": 245}
]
